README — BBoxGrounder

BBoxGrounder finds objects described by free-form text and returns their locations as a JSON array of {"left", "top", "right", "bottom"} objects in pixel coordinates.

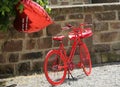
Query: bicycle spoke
[
  {"left": 44, "top": 23, "right": 92, "bottom": 85},
  {"left": 44, "top": 50, "right": 67, "bottom": 85},
  {"left": 79, "top": 43, "right": 92, "bottom": 76}
]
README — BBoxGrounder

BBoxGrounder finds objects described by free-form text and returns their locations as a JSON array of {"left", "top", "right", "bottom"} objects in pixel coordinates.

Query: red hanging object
[{"left": 14, "top": 0, "right": 53, "bottom": 33}]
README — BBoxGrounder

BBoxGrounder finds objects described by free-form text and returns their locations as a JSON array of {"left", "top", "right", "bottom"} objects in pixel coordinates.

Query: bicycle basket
[
  {"left": 68, "top": 28, "right": 93, "bottom": 40},
  {"left": 14, "top": 0, "right": 53, "bottom": 33},
  {"left": 80, "top": 28, "right": 93, "bottom": 38}
]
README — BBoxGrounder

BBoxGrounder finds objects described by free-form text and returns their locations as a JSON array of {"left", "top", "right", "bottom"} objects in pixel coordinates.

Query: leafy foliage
[{"left": 0, "top": 0, "right": 51, "bottom": 31}]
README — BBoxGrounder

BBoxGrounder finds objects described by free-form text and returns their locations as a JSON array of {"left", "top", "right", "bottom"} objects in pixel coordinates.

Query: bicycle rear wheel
[
  {"left": 44, "top": 50, "right": 67, "bottom": 86},
  {"left": 79, "top": 43, "right": 92, "bottom": 76}
]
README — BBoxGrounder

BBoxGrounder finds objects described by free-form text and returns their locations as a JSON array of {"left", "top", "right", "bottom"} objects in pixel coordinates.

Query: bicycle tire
[
  {"left": 44, "top": 50, "right": 67, "bottom": 86},
  {"left": 79, "top": 43, "right": 92, "bottom": 76}
]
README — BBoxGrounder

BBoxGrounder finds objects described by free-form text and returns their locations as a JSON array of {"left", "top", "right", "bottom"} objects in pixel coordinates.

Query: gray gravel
[{"left": 0, "top": 62, "right": 120, "bottom": 87}]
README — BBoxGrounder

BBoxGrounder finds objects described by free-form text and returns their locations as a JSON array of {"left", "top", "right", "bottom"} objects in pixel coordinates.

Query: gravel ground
[{"left": 0, "top": 62, "right": 120, "bottom": 87}]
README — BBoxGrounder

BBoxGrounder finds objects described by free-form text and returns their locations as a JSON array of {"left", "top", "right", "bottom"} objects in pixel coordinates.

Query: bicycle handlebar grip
[
  {"left": 62, "top": 27, "right": 70, "bottom": 30},
  {"left": 66, "top": 24, "right": 72, "bottom": 28},
  {"left": 62, "top": 24, "right": 73, "bottom": 30}
]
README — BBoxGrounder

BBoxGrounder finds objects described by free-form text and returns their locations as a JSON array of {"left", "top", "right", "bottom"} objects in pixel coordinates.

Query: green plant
[
  {"left": 36, "top": 0, "right": 51, "bottom": 14},
  {"left": 0, "top": 0, "right": 51, "bottom": 31}
]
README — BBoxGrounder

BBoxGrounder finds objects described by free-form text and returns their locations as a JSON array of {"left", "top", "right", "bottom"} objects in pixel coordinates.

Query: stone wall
[{"left": 0, "top": 3, "right": 120, "bottom": 77}]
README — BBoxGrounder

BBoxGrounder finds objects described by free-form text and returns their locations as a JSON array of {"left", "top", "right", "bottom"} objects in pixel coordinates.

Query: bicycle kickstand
[{"left": 67, "top": 69, "right": 75, "bottom": 80}]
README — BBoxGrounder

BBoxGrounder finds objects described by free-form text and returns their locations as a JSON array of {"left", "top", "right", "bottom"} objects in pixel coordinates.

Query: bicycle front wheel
[
  {"left": 44, "top": 50, "right": 67, "bottom": 86},
  {"left": 79, "top": 43, "right": 92, "bottom": 76}
]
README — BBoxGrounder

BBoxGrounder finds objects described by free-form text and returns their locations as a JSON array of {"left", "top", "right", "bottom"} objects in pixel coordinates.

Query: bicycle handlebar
[
  {"left": 62, "top": 23, "right": 92, "bottom": 31},
  {"left": 62, "top": 23, "right": 93, "bottom": 38}
]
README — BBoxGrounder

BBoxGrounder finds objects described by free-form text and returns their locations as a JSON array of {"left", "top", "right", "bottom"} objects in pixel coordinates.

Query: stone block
[
  {"left": 93, "top": 44, "right": 110, "bottom": 52},
  {"left": 118, "top": 11, "right": 120, "bottom": 20},
  {"left": 93, "top": 33, "right": 101, "bottom": 43},
  {"left": 27, "top": 30, "right": 43, "bottom": 38},
  {"left": 111, "top": 42, "right": 120, "bottom": 51},
  {"left": 9, "top": 53, "right": 19, "bottom": 63},
  {"left": 108, "top": 52, "right": 120, "bottom": 62},
  {"left": 32, "top": 61, "right": 44, "bottom": 72},
  {"left": 95, "top": 53, "right": 102, "bottom": 64},
  {"left": 84, "top": 0, "right": 90, "bottom": 4},
  {"left": 90, "top": 53, "right": 96, "bottom": 64},
  {"left": 84, "top": 6, "right": 104, "bottom": 12},
  {"left": 50, "top": 0, "right": 58, "bottom": 5},
  {"left": 51, "top": 7, "right": 83, "bottom": 17},
  {"left": 22, "top": 52, "right": 43, "bottom": 60},
  {"left": 69, "top": 13, "right": 83, "bottom": 19},
  {"left": 0, "top": 31, "right": 8, "bottom": 40},
  {"left": 119, "top": 33, "right": 120, "bottom": 40},
  {"left": 95, "top": 12, "right": 116, "bottom": 21},
  {"left": 17, "top": 62, "right": 30, "bottom": 74},
  {"left": 71, "top": 0, "right": 84, "bottom": 4},
  {"left": 51, "top": 8, "right": 67, "bottom": 16},
  {"left": 0, "top": 54, "right": 6, "bottom": 63},
  {"left": 84, "top": 14, "right": 92, "bottom": 24},
  {"left": 101, "top": 53, "right": 108, "bottom": 63},
  {"left": 104, "top": 4, "right": 120, "bottom": 11},
  {"left": 94, "top": 22, "right": 108, "bottom": 32},
  {"left": 110, "top": 22, "right": 120, "bottom": 30},
  {"left": 92, "top": 0, "right": 119, "bottom": 3},
  {"left": 9, "top": 29, "right": 25, "bottom": 39},
  {"left": 54, "top": 15, "right": 66, "bottom": 21},
  {"left": 26, "top": 39, "right": 36, "bottom": 50},
  {"left": 61, "top": 1, "right": 69, "bottom": 5},
  {"left": 69, "top": 7, "right": 83, "bottom": 14},
  {"left": 2, "top": 40, "right": 22, "bottom": 52},
  {"left": 100, "top": 32, "right": 118, "bottom": 42},
  {"left": 46, "top": 23, "right": 61, "bottom": 36},
  {"left": 37, "top": 37, "right": 52, "bottom": 49},
  {"left": 0, "top": 64, "right": 14, "bottom": 75}
]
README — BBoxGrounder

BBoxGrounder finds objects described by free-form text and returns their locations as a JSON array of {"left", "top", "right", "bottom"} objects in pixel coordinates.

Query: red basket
[{"left": 14, "top": 0, "right": 53, "bottom": 33}]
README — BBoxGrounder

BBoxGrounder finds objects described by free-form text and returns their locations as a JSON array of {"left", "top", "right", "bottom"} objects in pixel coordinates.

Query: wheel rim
[
  {"left": 80, "top": 43, "right": 92, "bottom": 76},
  {"left": 44, "top": 51, "right": 67, "bottom": 85}
]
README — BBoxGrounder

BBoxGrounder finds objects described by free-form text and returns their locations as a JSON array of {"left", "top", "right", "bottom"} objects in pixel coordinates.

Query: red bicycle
[{"left": 44, "top": 23, "right": 93, "bottom": 86}]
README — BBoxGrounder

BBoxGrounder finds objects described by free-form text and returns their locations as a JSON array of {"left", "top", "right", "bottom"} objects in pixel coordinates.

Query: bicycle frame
[
  {"left": 58, "top": 30, "right": 83, "bottom": 68},
  {"left": 44, "top": 23, "right": 93, "bottom": 86}
]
